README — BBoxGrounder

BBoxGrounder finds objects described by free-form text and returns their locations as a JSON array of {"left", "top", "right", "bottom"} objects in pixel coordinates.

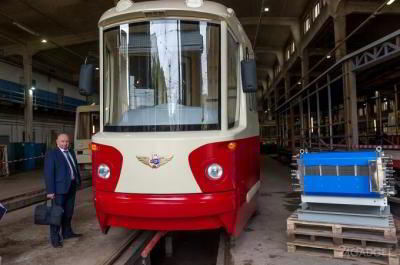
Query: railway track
[
  {"left": 98, "top": 230, "right": 232, "bottom": 265},
  {"left": 1, "top": 176, "right": 92, "bottom": 212},
  {"left": 98, "top": 231, "right": 156, "bottom": 265},
  {"left": 216, "top": 232, "right": 233, "bottom": 265}
]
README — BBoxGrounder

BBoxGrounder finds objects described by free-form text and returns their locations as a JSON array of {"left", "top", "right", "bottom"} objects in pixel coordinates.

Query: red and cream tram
[{"left": 90, "top": 0, "right": 260, "bottom": 236}]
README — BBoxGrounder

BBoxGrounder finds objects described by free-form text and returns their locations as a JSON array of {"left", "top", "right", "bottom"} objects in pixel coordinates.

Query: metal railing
[{"left": 0, "top": 80, "right": 86, "bottom": 112}]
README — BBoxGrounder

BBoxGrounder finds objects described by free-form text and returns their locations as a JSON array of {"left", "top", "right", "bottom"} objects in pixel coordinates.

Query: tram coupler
[{"left": 140, "top": 231, "right": 168, "bottom": 259}]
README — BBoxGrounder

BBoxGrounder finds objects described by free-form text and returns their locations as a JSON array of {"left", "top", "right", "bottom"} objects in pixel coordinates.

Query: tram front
[{"left": 89, "top": 0, "right": 260, "bottom": 236}]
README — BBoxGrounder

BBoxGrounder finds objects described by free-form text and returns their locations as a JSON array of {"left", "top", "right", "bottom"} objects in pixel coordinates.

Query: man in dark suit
[{"left": 44, "top": 133, "right": 82, "bottom": 248}]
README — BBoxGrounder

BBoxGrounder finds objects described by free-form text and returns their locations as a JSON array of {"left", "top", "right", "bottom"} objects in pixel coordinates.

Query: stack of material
[{"left": 287, "top": 148, "right": 399, "bottom": 264}]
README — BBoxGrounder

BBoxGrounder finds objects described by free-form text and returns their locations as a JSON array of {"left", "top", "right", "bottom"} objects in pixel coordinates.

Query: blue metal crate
[{"left": 301, "top": 151, "right": 379, "bottom": 197}]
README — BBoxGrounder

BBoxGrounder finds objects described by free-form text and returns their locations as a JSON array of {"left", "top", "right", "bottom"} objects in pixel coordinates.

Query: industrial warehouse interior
[{"left": 1, "top": 0, "right": 400, "bottom": 264}]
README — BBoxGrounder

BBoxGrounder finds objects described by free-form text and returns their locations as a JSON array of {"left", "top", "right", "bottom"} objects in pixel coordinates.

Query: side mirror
[
  {"left": 241, "top": 59, "right": 257, "bottom": 93},
  {"left": 79, "top": 64, "right": 94, "bottom": 96}
]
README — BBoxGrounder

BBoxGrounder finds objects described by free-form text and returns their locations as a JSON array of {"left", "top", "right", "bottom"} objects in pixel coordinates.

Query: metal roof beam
[
  {"left": 0, "top": 31, "right": 25, "bottom": 46},
  {"left": 255, "top": 46, "right": 285, "bottom": 67},
  {"left": 255, "top": 46, "right": 282, "bottom": 54},
  {"left": 344, "top": 1, "right": 400, "bottom": 15},
  {"left": 241, "top": 16, "right": 301, "bottom": 44},
  {"left": 240, "top": 17, "right": 298, "bottom": 27},
  {"left": 0, "top": 31, "right": 98, "bottom": 57},
  {"left": 309, "top": 48, "right": 332, "bottom": 56}
]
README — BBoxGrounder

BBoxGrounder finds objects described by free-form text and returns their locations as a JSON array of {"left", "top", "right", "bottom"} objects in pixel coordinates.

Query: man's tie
[{"left": 64, "top": 150, "right": 78, "bottom": 179}]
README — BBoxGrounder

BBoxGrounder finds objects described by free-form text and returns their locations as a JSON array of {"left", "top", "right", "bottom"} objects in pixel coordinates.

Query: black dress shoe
[
  {"left": 63, "top": 233, "right": 83, "bottom": 239},
  {"left": 51, "top": 241, "right": 63, "bottom": 248}
]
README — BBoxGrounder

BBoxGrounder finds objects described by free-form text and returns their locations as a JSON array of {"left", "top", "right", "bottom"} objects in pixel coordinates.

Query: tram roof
[
  {"left": 99, "top": 0, "right": 252, "bottom": 52},
  {"left": 100, "top": 1, "right": 232, "bottom": 24}
]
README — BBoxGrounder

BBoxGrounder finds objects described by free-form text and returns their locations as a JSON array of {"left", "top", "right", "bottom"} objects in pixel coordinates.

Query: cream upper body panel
[
  {"left": 95, "top": 0, "right": 259, "bottom": 195},
  {"left": 93, "top": 126, "right": 257, "bottom": 194}
]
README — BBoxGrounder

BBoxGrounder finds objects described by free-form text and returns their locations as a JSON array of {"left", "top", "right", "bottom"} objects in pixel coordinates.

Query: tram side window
[
  {"left": 227, "top": 32, "right": 239, "bottom": 129},
  {"left": 77, "top": 112, "right": 100, "bottom": 139}
]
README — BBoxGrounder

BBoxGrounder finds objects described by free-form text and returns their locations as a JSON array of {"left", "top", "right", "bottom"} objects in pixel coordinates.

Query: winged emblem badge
[{"left": 136, "top": 154, "right": 174, "bottom": 169}]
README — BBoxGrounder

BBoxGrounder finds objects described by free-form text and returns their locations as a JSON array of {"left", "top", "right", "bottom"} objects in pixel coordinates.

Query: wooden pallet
[
  {"left": 286, "top": 212, "right": 399, "bottom": 265},
  {"left": 287, "top": 240, "right": 399, "bottom": 265},
  {"left": 287, "top": 212, "right": 398, "bottom": 246}
]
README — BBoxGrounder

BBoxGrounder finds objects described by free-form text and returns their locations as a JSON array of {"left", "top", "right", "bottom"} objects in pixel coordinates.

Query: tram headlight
[
  {"left": 98, "top": 164, "right": 110, "bottom": 179},
  {"left": 206, "top": 163, "right": 223, "bottom": 180}
]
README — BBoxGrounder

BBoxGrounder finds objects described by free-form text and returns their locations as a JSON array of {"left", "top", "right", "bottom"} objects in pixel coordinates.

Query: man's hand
[{"left": 47, "top": 193, "right": 55, "bottom": 199}]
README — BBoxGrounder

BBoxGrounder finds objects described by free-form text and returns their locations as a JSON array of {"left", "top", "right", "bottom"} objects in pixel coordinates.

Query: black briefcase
[
  {"left": 0, "top": 203, "right": 6, "bottom": 221},
  {"left": 34, "top": 200, "right": 64, "bottom": 226}
]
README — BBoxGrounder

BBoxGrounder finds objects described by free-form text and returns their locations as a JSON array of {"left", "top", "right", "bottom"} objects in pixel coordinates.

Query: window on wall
[
  {"left": 313, "top": 2, "right": 320, "bottom": 20},
  {"left": 291, "top": 42, "right": 295, "bottom": 53},
  {"left": 304, "top": 16, "right": 311, "bottom": 33},
  {"left": 286, "top": 48, "right": 291, "bottom": 60},
  {"left": 227, "top": 32, "right": 239, "bottom": 129}
]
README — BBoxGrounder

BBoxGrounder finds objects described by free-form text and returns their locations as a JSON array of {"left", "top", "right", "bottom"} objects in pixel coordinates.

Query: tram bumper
[{"left": 94, "top": 190, "right": 236, "bottom": 233}]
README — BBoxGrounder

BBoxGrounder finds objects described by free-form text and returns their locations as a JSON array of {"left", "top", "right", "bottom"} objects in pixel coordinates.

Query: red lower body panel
[
  {"left": 94, "top": 190, "right": 239, "bottom": 234},
  {"left": 93, "top": 137, "right": 260, "bottom": 236}
]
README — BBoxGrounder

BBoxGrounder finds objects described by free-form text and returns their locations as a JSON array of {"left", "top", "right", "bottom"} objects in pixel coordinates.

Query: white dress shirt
[{"left": 58, "top": 147, "right": 76, "bottom": 180}]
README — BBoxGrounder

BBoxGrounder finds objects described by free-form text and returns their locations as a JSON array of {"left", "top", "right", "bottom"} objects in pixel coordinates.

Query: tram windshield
[{"left": 103, "top": 20, "right": 221, "bottom": 132}]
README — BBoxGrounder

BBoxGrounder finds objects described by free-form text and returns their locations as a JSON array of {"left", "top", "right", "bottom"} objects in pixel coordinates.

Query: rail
[
  {"left": 99, "top": 231, "right": 157, "bottom": 265},
  {"left": 98, "top": 230, "right": 233, "bottom": 265}
]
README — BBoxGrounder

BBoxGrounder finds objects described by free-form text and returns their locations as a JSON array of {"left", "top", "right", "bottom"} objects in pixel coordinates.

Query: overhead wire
[{"left": 253, "top": 0, "right": 266, "bottom": 50}]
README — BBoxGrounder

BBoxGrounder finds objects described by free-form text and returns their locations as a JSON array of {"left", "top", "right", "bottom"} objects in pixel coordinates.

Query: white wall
[{"left": 0, "top": 61, "right": 85, "bottom": 101}]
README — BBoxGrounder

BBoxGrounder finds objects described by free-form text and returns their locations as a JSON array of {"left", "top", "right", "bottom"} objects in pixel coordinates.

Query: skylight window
[
  {"left": 313, "top": 2, "right": 320, "bottom": 20},
  {"left": 304, "top": 16, "right": 311, "bottom": 33}
]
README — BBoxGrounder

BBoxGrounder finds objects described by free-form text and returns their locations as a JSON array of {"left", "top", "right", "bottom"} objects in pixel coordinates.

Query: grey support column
[
  {"left": 299, "top": 97, "right": 304, "bottom": 147},
  {"left": 343, "top": 61, "right": 358, "bottom": 149},
  {"left": 23, "top": 48, "right": 33, "bottom": 143},
  {"left": 334, "top": 14, "right": 347, "bottom": 60},
  {"left": 301, "top": 49, "right": 309, "bottom": 87},
  {"left": 285, "top": 75, "right": 295, "bottom": 152},
  {"left": 284, "top": 75, "right": 290, "bottom": 101},
  {"left": 267, "top": 97, "right": 272, "bottom": 121},
  {"left": 327, "top": 74, "right": 333, "bottom": 149},
  {"left": 395, "top": 85, "right": 399, "bottom": 142}
]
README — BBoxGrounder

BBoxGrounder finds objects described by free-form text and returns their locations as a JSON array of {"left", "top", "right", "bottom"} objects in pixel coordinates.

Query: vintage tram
[{"left": 90, "top": 0, "right": 260, "bottom": 236}]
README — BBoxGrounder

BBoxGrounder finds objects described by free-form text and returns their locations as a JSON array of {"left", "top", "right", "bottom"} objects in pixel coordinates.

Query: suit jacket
[{"left": 44, "top": 148, "right": 81, "bottom": 195}]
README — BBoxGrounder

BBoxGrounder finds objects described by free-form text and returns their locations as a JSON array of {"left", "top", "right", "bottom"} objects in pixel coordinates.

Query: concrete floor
[
  {"left": 231, "top": 155, "right": 374, "bottom": 265},
  {"left": 0, "top": 168, "right": 91, "bottom": 202},
  {"left": 0, "top": 169, "right": 44, "bottom": 201},
  {"left": 0, "top": 188, "right": 134, "bottom": 265}
]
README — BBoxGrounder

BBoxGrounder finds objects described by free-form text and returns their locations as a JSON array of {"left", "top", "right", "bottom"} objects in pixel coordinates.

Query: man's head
[{"left": 56, "top": 133, "right": 70, "bottom": 150}]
